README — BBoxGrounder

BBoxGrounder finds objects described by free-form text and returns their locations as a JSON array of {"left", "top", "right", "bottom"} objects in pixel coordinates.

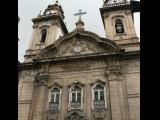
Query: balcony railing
[
  {"left": 94, "top": 100, "right": 105, "bottom": 108},
  {"left": 104, "top": 1, "right": 130, "bottom": 8},
  {"left": 70, "top": 102, "right": 81, "bottom": 109},
  {"left": 49, "top": 102, "right": 59, "bottom": 111}
]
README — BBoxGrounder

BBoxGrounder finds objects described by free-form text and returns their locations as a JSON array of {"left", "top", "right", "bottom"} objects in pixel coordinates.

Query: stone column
[
  {"left": 105, "top": 67, "right": 127, "bottom": 120},
  {"left": 32, "top": 73, "right": 48, "bottom": 120}
]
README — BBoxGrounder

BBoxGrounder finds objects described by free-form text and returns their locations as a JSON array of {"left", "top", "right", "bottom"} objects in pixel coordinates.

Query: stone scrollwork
[
  {"left": 105, "top": 67, "right": 122, "bottom": 80},
  {"left": 34, "top": 73, "right": 49, "bottom": 86},
  {"left": 66, "top": 111, "right": 84, "bottom": 120}
]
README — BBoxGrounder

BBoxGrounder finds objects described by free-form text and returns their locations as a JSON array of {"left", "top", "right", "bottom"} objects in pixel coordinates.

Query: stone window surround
[
  {"left": 91, "top": 81, "right": 107, "bottom": 110},
  {"left": 48, "top": 85, "right": 62, "bottom": 111},
  {"left": 68, "top": 82, "right": 84, "bottom": 110}
]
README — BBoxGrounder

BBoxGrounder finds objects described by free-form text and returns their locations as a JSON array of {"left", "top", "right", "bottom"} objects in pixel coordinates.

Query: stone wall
[
  {"left": 121, "top": 58, "right": 140, "bottom": 120},
  {"left": 18, "top": 56, "right": 140, "bottom": 120}
]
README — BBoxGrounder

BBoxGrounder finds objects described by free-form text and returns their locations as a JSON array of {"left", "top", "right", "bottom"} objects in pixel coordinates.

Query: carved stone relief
[
  {"left": 57, "top": 36, "right": 112, "bottom": 57},
  {"left": 66, "top": 111, "right": 84, "bottom": 120},
  {"left": 34, "top": 73, "right": 48, "bottom": 86},
  {"left": 105, "top": 66, "right": 122, "bottom": 80}
]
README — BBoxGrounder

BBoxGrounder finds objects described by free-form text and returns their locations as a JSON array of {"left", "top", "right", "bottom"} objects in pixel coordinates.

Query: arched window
[
  {"left": 49, "top": 88, "right": 60, "bottom": 111},
  {"left": 40, "top": 29, "right": 47, "bottom": 43},
  {"left": 115, "top": 19, "right": 124, "bottom": 34},
  {"left": 92, "top": 83, "right": 106, "bottom": 109},
  {"left": 69, "top": 85, "right": 83, "bottom": 109}
]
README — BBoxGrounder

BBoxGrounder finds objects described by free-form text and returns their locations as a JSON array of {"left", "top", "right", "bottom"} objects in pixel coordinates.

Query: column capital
[
  {"left": 105, "top": 66, "right": 122, "bottom": 81},
  {"left": 35, "top": 73, "right": 49, "bottom": 86}
]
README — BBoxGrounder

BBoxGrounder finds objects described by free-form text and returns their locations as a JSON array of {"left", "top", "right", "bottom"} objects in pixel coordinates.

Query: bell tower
[
  {"left": 24, "top": 1, "right": 68, "bottom": 62},
  {"left": 100, "top": 0, "right": 139, "bottom": 51}
]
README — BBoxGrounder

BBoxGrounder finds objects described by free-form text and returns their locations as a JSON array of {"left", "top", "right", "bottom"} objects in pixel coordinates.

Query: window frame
[
  {"left": 91, "top": 83, "right": 107, "bottom": 110},
  {"left": 48, "top": 87, "right": 62, "bottom": 112},
  {"left": 68, "top": 85, "right": 83, "bottom": 110}
]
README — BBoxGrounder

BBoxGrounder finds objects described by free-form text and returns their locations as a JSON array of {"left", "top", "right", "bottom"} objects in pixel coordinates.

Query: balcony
[
  {"left": 94, "top": 100, "right": 105, "bottom": 108},
  {"left": 49, "top": 102, "right": 59, "bottom": 111},
  {"left": 70, "top": 102, "right": 81, "bottom": 109}
]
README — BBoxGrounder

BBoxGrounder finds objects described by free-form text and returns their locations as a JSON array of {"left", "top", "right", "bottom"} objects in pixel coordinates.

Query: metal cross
[{"left": 74, "top": 9, "right": 87, "bottom": 19}]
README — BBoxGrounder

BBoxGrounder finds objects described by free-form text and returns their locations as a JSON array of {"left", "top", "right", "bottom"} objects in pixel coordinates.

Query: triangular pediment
[{"left": 38, "top": 31, "right": 121, "bottom": 59}]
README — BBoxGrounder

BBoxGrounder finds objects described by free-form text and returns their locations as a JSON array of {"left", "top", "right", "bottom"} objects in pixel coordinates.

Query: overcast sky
[{"left": 18, "top": 0, "right": 140, "bottom": 62}]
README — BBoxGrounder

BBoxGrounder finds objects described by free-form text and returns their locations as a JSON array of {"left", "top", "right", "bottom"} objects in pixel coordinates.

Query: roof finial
[{"left": 55, "top": 0, "right": 58, "bottom": 4}]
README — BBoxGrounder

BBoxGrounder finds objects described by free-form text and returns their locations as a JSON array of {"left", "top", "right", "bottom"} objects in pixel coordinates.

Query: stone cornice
[
  {"left": 32, "top": 15, "right": 68, "bottom": 34},
  {"left": 18, "top": 51, "right": 124, "bottom": 70},
  {"left": 34, "top": 51, "right": 123, "bottom": 63},
  {"left": 122, "top": 50, "right": 140, "bottom": 59},
  {"left": 101, "top": 2, "right": 131, "bottom": 12}
]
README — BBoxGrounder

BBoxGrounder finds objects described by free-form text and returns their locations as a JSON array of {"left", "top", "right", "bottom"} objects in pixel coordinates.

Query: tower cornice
[{"left": 32, "top": 15, "right": 68, "bottom": 34}]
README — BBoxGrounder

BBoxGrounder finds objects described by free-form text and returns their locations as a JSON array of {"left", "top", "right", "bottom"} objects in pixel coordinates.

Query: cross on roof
[
  {"left": 74, "top": 9, "right": 87, "bottom": 19},
  {"left": 55, "top": 0, "right": 58, "bottom": 4}
]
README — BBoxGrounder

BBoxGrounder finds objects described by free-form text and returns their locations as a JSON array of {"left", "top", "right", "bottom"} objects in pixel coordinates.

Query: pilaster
[
  {"left": 105, "top": 67, "right": 128, "bottom": 120},
  {"left": 31, "top": 73, "right": 49, "bottom": 120}
]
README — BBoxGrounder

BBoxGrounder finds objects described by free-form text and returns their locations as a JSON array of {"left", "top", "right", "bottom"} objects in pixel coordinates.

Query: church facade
[{"left": 18, "top": 0, "right": 140, "bottom": 120}]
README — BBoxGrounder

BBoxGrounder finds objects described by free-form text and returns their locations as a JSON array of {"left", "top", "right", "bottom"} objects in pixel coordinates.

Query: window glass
[
  {"left": 72, "top": 93, "right": 76, "bottom": 102},
  {"left": 100, "top": 91, "right": 104, "bottom": 100},
  {"left": 94, "top": 91, "right": 98, "bottom": 101},
  {"left": 77, "top": 92, "right": 81, "bottom": 102}
]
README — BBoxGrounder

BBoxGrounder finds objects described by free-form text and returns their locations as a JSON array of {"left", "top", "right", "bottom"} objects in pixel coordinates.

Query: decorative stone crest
[
  {"left": 68, "top": 80, "right": 84, "bottom": 88},
  {"left": 90, "top": 79, "right": 106, "bottom": 86},
  {"left": 48, "top": 82, "right": 62, "bottom": 89}
]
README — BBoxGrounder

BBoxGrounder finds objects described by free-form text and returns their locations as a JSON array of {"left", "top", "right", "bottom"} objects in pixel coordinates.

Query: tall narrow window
[
  {"left": 92, "top": 84, "right": 105, "bottom": 109},
  {"left": 40, "top": 29, "right": 47, "bottom": 43},
  {"left": 115, "top": 19, "right": 124, "bottom": 34},
  {"left": 49, "top": 88, "right": 60, "bottom": 111},
  {"left": 69, "top": 85, "right": 82, "bottom": 109}
]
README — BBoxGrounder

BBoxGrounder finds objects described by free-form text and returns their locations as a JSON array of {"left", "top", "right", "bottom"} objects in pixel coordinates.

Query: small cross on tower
[
  {"left": 55, "top": 0, "right": 58, "bottom": 4},
  {"left": 74, "top": 9, "right": 87, "bottom": 20}
]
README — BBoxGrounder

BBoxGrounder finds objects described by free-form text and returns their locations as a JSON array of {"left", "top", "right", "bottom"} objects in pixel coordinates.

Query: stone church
[{"left": 18, "top": 0, "right": 140, "bottom": 120}]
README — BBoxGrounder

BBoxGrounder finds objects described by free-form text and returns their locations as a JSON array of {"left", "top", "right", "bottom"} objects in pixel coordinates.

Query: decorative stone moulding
[
  {"left": 34, "top": 73, "right": 49, "bottom": 86},
  {"left": 104, "top": 1, "right": 130, "bottom": 8}
]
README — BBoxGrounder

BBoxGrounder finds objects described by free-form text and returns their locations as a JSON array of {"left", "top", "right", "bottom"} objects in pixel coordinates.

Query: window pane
[
  {"left": 72, "top": 93, "right": 76, "bottom": 102},
  {"left": 77, "top": 92, "right": 81, "bottom": 102},
  {"left": 50, "top": 94, "right": 55, "bottom": 102},
  {"left": 56, "top": 94, "right": 59, "bottom": 104},
  {"left": 100, "top": 91, "right": 104, "bottom": 100},
  {"left": 94, "top": 91, "right": 98, "bottom": 101}
]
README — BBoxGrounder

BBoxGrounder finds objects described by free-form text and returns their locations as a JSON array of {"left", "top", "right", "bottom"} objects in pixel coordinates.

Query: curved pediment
[{"left": 38, "top": 30, "right": 121, "bottom": 59}]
